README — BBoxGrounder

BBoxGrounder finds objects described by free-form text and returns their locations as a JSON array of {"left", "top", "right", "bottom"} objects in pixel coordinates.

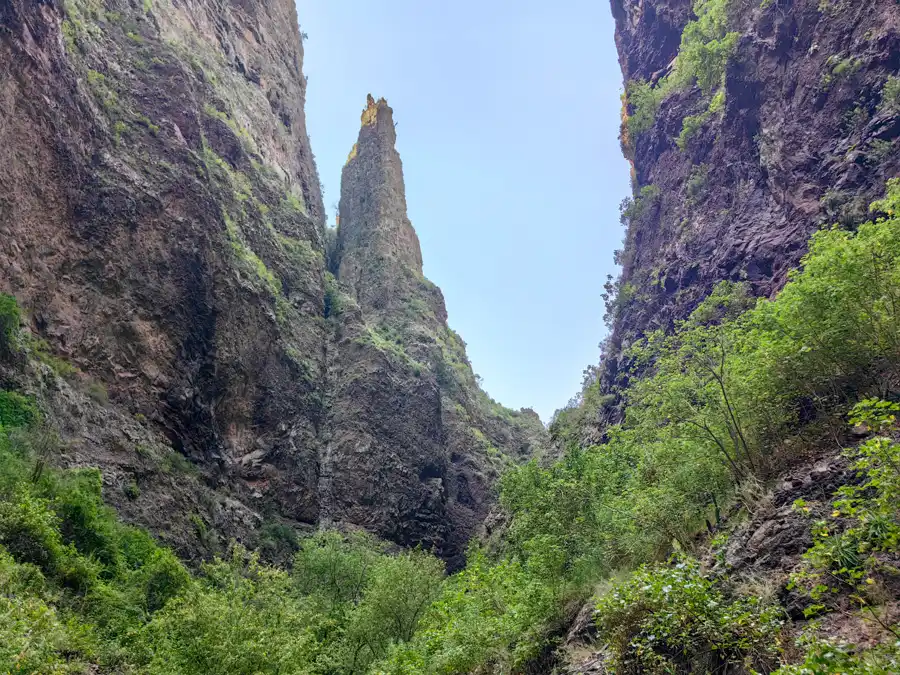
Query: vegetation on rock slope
[
  {"left": 604, "top": 0, "right": 900, "bottom": 451},
  {"left": 623, "top": 0, "right": 737, "bottom": 145},
  {"left": 3, "top": 180, "right": 899, "bottom": 674},
  {"left": 3, "top": 0, "right": 899, "bottom": 673}
]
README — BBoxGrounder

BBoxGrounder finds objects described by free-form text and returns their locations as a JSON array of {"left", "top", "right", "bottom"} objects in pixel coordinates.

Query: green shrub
[
  {"left": 0, "top": 294, "right": 20, "bottom": 360},
  {"left": 136, "top": 548, "right": 326, "bottom": 675},
  {"left": 678, "top": 112, "right": 706, "bottom": 148},
  {"left": 878, "top": 75, "right": 900, "bottom": 114},
  {"left": 625, "top": 79, "right": 664, "bottom": 137},
  {"left": 621, "top": 184, "right": 661, "bottom": 222},
  {"left": 821, "top": 55, "right": 863, "bottom": 91},
  {"left": 0, "top": 427, "right": 194, "bottom": 656},
  {"left": 677, "top": 88, "right": 725, "bottom": 149},
  {"left": 685, "top": 163, "right": 710, "bottom": 201},
  {"left": 773, "top": 636, "right": 900, "bottom": 674},
  {"left": 293, "top": 529, "right": 383, "bottom": 608},
  {"left": 257, "top": 519, "right": 299, "bottom": 560},
  {"left": 0, "top": 484, "right": 104, "bottom": 595},
  {"left": 378, "top": 550, "right": 559, "bottom": 674},
  {"left": 139, "top": 549, "right": 192, "bottom": 613},
  {"left": 788, "top": 399, "right": 900, "bottom": 621},
  {"left": 118, "top": 526, "right": 160, "bottom": 569},
  {"left": 324, "top": 271, "right": 345, "bottom": 318},
  {"left": 671, "top": 0, "right": 739, "bottom": 92},
  {"left": 0, "top": 546, "right": 92, "bottom": 674},
  {"left": 0, "top": 391, "right": 39, "bottom": 429},
  {"left": 26, "top": 337, "right": 78, "bottom": 379},
  {"left": 625, "top": 0, "right": 737, "bottom": 139},
  {"left": 52, "top": 468, "right": 122, "bottom": 570},
  {"left": 124, "top": 480, "right": 140, "bottom": 500},
  {"left": 0, "top": 491, "right": 64, "bottom": 574},
  {"left": 339, "top": 549, "right": 444, "bottom": 672},
  {"left": 831, "top": 56, "right": 862, "bottom": 79},
  {"left": 594, "top": 558, "right": 783, "bottom": 674},
  {"left": 549, "top": 367, "right": 606, "bottom": 449}
]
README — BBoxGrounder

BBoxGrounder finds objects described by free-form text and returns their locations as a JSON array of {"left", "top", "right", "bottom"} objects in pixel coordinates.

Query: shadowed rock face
[
  {"left": 587, "top": 0, "right": 900, "bottom": 438},
  {"left": 0, "top": 2, "right": 546, "bottom": 566}
]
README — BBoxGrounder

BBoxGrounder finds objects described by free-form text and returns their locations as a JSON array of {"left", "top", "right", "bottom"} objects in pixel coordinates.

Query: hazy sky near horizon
[{"left": 298, "top": 1, "right": 630, "bottom": 422}]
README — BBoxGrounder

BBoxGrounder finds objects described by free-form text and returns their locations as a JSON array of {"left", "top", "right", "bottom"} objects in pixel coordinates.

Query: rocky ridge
[{"left": 323, "top": 95, "right": 547, "bottom": 567}]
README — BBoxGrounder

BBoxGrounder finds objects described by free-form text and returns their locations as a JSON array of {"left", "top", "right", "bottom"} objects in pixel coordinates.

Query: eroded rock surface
[
  {"left": 0, "top": 1, "right": 547, "bottom": 565},
  {"left": 325, "top": 97, "right": 548, "bottom": 566},
  {"left": 590, "top": 0, "right": 900, "bottom": 435}
]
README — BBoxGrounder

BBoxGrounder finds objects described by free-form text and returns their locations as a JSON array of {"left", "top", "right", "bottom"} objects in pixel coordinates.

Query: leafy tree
[
  {"left": 378, "top": 549, "right": 558, "bottom": 674},
  {"left": 137, "top": 547, "right": 326, "bottom": 675},
  {"left": 0, "top": 391, "right": 39, "bottom": 429},
  {"left": 294, "top": 529, "right": 384, "bottom": 610},
  {"left": 340, "top": 549, "right": 444, "bottom": 672}
]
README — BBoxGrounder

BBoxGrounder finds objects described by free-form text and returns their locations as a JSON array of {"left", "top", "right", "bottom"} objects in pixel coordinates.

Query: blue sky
[{"left": 298, "top": 1, "right": 631, "bottom": 422}]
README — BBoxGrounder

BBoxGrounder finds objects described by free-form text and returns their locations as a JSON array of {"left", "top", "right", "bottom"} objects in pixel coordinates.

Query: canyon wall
[
  {"left": 0, "top": 0, "right": 545, "bottom": 567},
  {"left": 571, "top": 0, "right": 900, "bottom": 440}
]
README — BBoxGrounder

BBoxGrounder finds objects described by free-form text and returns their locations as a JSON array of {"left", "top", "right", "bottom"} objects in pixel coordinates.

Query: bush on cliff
[
  {"left": 0, "top": 293, "right": 20, "bottom": 361},
  {"left": 625, "top": 0, "right": 738, "bottom": 140},
  {"left": 594, "top": 557, "right": 783, "bottom": 674}
]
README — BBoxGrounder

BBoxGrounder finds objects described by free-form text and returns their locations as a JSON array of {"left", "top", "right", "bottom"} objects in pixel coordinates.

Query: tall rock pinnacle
[
  {"left": 335, "top": 96, "right": 425, "bottom": 313},
  {"left": 323, "top": 95, "right": 548, "bottom": 567}
]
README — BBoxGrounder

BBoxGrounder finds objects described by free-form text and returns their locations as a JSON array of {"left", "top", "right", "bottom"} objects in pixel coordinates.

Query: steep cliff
[
  {"left": 1, "top": 0, "right": 328, "bottom": 558},
  {"left": 0, "top": 0, "right": 545, "bottom": 565},
  {"left": 323, "top": 96, "right": 547, "bottom": 567},
  {"left": 569, "top": 0, "right": 900, "bottom": 440},
  {"left": 543, "top": 2, "right": 900, "bottom": 667}
]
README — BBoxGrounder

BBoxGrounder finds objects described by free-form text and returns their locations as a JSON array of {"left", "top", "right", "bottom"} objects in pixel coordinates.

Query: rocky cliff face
[
  {"left": 0, "top": 0, "right": 546, "bottom": 566},
  {"left": 589, "top": 0, "right": 900, "bottom": 433},
  {"left": 324, "top": 96, "right": 547, "bottom": 567}
]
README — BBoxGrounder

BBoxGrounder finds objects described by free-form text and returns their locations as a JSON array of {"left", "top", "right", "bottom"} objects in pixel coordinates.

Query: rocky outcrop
[
  {"left": 589, "top": 0, "right": 900, "bottom": 433},
  {"left": 334, "top": 95, "right": 429, "bottom": 315},
  {"left": 324, "top": 96, "right": 547, "bottom": 567},
  {"left": 0, "top": 1, "right": 546, "bottom": 565}
]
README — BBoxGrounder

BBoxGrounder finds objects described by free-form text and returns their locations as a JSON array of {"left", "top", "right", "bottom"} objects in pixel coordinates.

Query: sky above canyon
[{"left": 299, "top": 0, "right": 630, "bottom": 422}]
